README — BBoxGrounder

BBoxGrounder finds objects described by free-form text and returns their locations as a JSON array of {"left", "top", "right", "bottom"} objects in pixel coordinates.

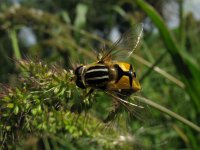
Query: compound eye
[
  {"left": 76, "top": 79, "right": 86, "bottom": 89},
  {"left": 74, "top": 65, "right": 86, "bottom": 89},
  {"left": 75, "top": 66, "right": 83, "bottom": 76}
]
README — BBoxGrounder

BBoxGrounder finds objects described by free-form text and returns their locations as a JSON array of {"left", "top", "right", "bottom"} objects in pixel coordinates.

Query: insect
[{"left": 73, "top": 24, "right": 143, "bottom": 122}]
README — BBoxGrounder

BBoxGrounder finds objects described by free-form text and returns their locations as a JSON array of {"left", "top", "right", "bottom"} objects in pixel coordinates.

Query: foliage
[
  {"left": 0, "top": 59, "right": 134, "bottom": 149},
  {"left": 0, "top": 0, "right": 200, "bottom": 149},
  {"left": 135, "top": 0, "right": 200, "bottom": 148}
]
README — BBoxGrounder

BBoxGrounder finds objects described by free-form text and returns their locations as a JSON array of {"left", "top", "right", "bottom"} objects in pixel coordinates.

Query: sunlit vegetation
[{"left": 0, "top": 0, "right": 200, "bottom": 149}]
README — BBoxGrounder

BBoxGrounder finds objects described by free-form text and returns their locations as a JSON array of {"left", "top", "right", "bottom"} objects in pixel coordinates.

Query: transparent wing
[
  {"left": 105, "top": 91, "right": 150, "bottom": 123},
  {"left": 99, "top": 23, "right": 143, "bottom": 62}
]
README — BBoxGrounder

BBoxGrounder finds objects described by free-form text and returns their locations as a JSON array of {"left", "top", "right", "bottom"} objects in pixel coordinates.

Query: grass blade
[
  {"left": 135, "top": 0, "right": 200, "bottom": 111},
  {"left": 133, "top": 96, "right": 200, "bottom": 133}
]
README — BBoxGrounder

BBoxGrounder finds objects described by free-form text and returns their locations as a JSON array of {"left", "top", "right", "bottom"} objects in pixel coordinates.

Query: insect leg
[
  {"left": 84, "top": 88, "right": 94, "bottom": 98},
  {"left": 103, "top": 99, "right": 121, "bottom": 123},
  {"left": 70, "top": 89, "right": 95, "bottom": 113}
]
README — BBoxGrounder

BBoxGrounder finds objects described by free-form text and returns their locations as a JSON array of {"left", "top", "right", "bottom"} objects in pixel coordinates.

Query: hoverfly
[{"left": 73, "top": 24, "right": 143, "bottom": 122}]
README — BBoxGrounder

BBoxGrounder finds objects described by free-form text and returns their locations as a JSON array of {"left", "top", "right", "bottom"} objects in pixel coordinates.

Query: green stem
[
  {"left": 9, "top": 29, "right": 21, "bottom": 60},
  {"left": 178, "top": 0, "right": 185, "bottom": 49},
  {"left": 140, "top": 50, "right": 168, "bottom": 83},
  {"left": 133, "top": 96, "right": 200, "bottom": 133}
]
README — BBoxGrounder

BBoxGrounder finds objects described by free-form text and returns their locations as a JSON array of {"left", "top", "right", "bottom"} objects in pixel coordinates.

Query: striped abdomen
[{"left": 85, "top": 65, "right": 109, "bottom": 88}]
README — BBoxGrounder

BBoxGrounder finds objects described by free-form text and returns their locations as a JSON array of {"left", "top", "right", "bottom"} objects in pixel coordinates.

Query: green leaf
[
  {"left": 74, "top": 3, "right": 88, "bottom": 29},
  {"left": 60, "top": 11, "right": 71, "bottom": 24},
  {"left": 135, "top": 0, "right": 200, "bottom": 111},
  {"left": 13, "top": 105, "right": 19, "bottom": 115},
  {"left": 7, "top": 103, "right": 14, "bottom": 108},
  {"left": 9, "top": 29, "right": 21, "bottom": 60}
]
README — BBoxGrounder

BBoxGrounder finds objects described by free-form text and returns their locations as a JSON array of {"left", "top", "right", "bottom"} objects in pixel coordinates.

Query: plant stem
[
  {"left": 10, "top": 29, "right": 21, "bottom": 60},
  {"left": 133, "top": 96, "right": 200, "bottom": 133}
]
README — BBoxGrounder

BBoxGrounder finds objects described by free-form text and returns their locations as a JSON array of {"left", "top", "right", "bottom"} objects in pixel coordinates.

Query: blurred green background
[{"left": 0, "top": 0, "right": 200, "bottom": 149}]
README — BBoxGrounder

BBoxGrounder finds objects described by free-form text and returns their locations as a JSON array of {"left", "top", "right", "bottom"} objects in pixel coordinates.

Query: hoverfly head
[{"left": 74, "top": 65, "right": 86, "bottom": 89}]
